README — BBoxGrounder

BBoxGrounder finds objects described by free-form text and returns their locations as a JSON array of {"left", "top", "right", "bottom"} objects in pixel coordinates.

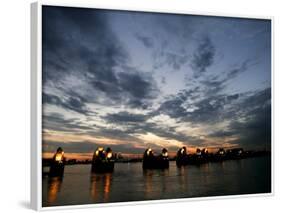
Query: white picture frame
[{"left": 31, "top": 1, "right": 274, "bottom": 210}]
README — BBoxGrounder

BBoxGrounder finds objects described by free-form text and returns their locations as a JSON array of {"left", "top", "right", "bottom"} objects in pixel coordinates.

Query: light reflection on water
[
  {"left": 90, "top": 173, "right": 112, "bottom": 202},
  {"left": 46, "top": 177, "right": 63, "bottom": 205},
  {"left": 42, "top": 157, "right": 271, "bottom": 207}
]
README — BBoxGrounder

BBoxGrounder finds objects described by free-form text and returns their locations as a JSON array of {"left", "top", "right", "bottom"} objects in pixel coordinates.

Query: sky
[{"left": 42, "top": 6, "right": 271, "bottom": 159}]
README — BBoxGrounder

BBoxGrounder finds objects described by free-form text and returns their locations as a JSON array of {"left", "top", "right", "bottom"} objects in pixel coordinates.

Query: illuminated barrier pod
[
  {"left": 91, "top": 147, "right": 115, "bottom": 173},
  {"left": 142, "top": 148, "right": 169, "bottom": 169},
  {"left": 225, "top": 148, "right": 244, "bottom": 160},
  {"left": 176, "top": 147, "right": 209, "bottom": 167},
  {"left": 49, "top": 147, "right": 65, "bottom": 177},
  {"left": 211, "top": 148, "right": 227, "bottom": 162}
]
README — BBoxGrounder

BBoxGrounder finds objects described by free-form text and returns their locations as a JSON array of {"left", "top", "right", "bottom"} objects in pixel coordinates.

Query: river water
[{"left": 42, "top": 156, "right": 271, "bottom": 207}]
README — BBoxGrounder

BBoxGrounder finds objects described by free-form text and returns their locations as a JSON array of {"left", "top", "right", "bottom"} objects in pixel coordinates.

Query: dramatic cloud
[
  {"left": 226, "top": 59, "right": 257, "bottom": 79},
  {"left": 42, "top": 6, "right": 271, "bottom": 158},
  {"left": 117, "top": 71, "right": 159, "bottom": 108},
  {"left": 210, "top": 88, "right": 271, "bottom": 150},
  {"left": 135, "top": 34, "right": 154, "bottom": 48},
  {"left": 43, "top": 6, "right": 158, "bottom": 109},
  {"left": 157, "top": 87, "right": 270, "bottom": 132},
  {"left": 43, "top": 93, "right": 90, "bottom": 115},
  {"left": 165, "top": 52, "right": 189, "bottom": 70},
  {"left": 190, "top": 36, "right": 216, "bottom": 76},
  {"left": 43, "top": 113, "right": 92, "bottom": 133},
  {"left": 104, "top": 111, "right": 148, "bottom": 123}
]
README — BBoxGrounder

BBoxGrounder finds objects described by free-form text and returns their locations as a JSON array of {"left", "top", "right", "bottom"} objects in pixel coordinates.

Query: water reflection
[
  {"left": 143, "top": 169, "right": 169, "bottom": 199},
  {"left": 42, "top": 158, "right": 271, "bottom": 207},
  {"left": 235, "top": 159, "right": 244, "bottom": 169},
  {"left": 199, "top": 163, "right": 210, "bottom": 172},
  {"left": 177, "top": 166, "right": 188, "bottom": 191},
  {"left": 160, "top": 169, "right": 169, "bottom": 193},
  {"left": 218, "top": 161, "right": 225, "bottom": 169},
  {"left": 90, "top": 173, "right": 112, "bottom": 202},
  {"left": 200, "top": 163, "right": 211, "bottom": 185},
  {"left": 47, "top": 177, "right": 63, "bottom": 205},
  {"left": 143, "top": 170, "right": 153, "bottom": 195}
]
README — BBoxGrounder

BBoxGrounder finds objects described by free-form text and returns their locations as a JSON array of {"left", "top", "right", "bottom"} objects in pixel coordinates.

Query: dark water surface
[{"left": 42, "top": 156, "right": 271, "bottom": 207}]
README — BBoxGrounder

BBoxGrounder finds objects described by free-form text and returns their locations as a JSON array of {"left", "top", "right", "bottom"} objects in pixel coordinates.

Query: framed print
[{"left": 31, "top": 1, "right": 273, "bottom": 210}]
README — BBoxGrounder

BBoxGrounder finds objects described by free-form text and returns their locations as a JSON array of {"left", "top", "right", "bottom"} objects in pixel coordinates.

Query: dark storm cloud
[
  {"left": 98, "top": 117, "right": 202, "bottom": 148},
  {"left": 156, "top": 87, "right": 202, "bottom": 120},
  {"left": 165, "top": 52, "right": 189, "bottom": 70},
  {"left": 157, "top": 84, "right": 270, "bottom": 126},
  {"left": 172, "top": 88, "right": 271, "bottom": 149},
  {"left": 208, "top": 130, "right": 237, "bottom": 138},
  {"left": 195, "top": 58, "right": 257, "bottom": 96},
  {"left": 227, "top": 94, "right": 239, "bottom": 101},
  {"left": 135, "top": 34, "right": 154, "bottom": 48},
  {"left": 229, "top": 104, "right": 271, "bottom": 150},
  {"left": 226, "top": 59, "right": 256, "bottom": 79},
  {"left": 157, "top": 95, "right": 187, "bottom": 119},
  {"left": 42, "top": 7, "right": 106, "bottom": 81},
  {"left": 190, "top": 36, "right": 216, "bottom": 75},
  {"left": 103, "top": 111, "right": 148, "bottom": 123},
  {"left": 185, "top": 96, "right": 229, "bottom": 123},
  {"left": 43, "top": 6, "right": 159, "bottom": 110},
  {"left": 117, "top": 71, "right": 159, "bottom": 108},
  {"left": 43, "top": 112, "right": 144, "bottom": 145},
  {"left": 94, "top": 117, "right": 191, "bottom": 146},
  {"left": 210, "top": 88, "right": 271, "bottom": 149},
  {"left": 43, "top": 113, "right": 92, "bottom": 133},
  {"left": 238, "top": 87, "right": 271, "bottom": 110},
  {"left": 42, "top": 6, "right": 127, "bottom": 82},
  {"left": 161, "top": 76, "right": 166, "bottom": 84},
  {"left": 155, "top": 87, "right": 271, "bottom": 150},
  {"left": 42, "top": 7, "right": 271, "bottom": 153},
  {"left": 200, "top": 75, "right": 226, "bottom": 95},
  {"left": 90, "top": 127, "right": 142, "bottom": 143},
  {"left": 90, "top": 69, "right": 159, "bottom": 108},
  {"left": 43, "top": 92, "right": 90, "bottom": 115},
  {"left": 152, "top": 41, "right": 189, "bottom": 71}
]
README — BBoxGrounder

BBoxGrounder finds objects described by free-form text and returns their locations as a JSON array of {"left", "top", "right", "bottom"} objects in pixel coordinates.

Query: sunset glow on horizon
[{"left": 42, "top": 6, "right": 271, "bottom": 159}]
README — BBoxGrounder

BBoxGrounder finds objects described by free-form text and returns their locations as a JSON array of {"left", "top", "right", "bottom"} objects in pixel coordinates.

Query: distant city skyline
[{"left": 42, "top": 6, "right": 271, "bottom": 159}]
